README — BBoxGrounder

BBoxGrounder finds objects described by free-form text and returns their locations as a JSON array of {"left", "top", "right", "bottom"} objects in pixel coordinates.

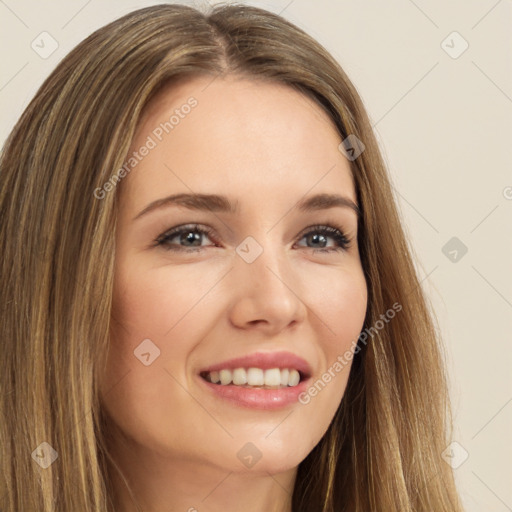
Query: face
[{"left": 99, "top": 75, "right": 368, "bottom": 477}]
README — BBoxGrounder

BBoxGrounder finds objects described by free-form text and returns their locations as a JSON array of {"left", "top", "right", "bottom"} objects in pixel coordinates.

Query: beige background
[{"left": 1, "top": 0, "right": 511, "bottom": 510}]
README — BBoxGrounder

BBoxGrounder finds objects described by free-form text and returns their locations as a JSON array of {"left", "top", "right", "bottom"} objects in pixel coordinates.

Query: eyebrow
[{"left": 133, "top": 192, "right": 360, "bottom": 221}]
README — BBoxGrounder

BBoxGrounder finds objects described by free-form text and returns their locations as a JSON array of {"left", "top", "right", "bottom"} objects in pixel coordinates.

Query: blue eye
[
  {"left": 296, "top": 225, "right": 351, "bottom": 253},
  {"left": 155, "top": 224, "right": 216, "bottom": 252},
  {"left": 155, "top": 223, "right": 352, "bottom": 253}
]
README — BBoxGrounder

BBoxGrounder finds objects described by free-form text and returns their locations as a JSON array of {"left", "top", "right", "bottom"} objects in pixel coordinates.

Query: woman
[{"left": 0, "top": 3, "right": 464, "bottom": 511}]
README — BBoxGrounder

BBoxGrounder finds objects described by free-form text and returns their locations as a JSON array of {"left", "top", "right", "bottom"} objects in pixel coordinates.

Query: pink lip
[
  {"left": 198, "top": 375, "right": 311, "bottom": 410},
  {"left": 198, "top": 351, "right": 312, "bottom": 377},
  {"left": 197, "top": 351, "right": 313, "bottom": 410}
]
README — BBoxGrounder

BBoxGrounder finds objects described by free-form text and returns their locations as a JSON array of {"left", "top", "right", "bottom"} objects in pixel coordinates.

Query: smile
[{"left": 201, "top": 367, "right": 303, "bottom": 388}]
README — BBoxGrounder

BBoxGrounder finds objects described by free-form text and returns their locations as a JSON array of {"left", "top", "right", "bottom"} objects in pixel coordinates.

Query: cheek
[
  {"left": 103, "top": 259, "right": 225, "bottom": 397},
  {"left": 282, "top": 262, "right": 366, "bottom": 400},
  {"left": 330, "top": 277, "right": 367, "bottom": 353},
  {"left": 111, "top": 260, "right": 219, "bottom": 340},
  {"left": 100, "top": 264, "right": 220, "bottom": 453},
  {"left": 301, "top": 262, "right": 367, "bottom": 348}
]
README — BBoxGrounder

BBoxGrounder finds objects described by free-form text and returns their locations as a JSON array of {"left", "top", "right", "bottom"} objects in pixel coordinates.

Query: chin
[{"left": 228, "top": 440, "right": 312, "bottom": 475}]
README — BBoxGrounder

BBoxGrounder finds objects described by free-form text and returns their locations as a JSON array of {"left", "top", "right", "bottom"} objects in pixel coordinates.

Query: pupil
[
  {"left": 183, "top": 231, "right": 201, "bottom": 246},
  {"left": 310, "top": 233, "right": 326, "bottom": 247}
]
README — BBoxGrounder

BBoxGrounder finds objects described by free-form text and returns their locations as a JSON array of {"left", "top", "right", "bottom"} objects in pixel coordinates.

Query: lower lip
[{"left": 197, "top": 374, "right": 310, "bottom": 410}]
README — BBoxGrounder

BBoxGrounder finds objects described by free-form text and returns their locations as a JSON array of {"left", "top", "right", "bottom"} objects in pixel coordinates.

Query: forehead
[{"left": 120, "top": 75, "right": 357, "bottom": 213}]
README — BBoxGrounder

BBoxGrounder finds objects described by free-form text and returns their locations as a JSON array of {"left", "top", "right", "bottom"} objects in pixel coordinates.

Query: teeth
[
  {"left": 203, "top": 367, "right": 303, "bottom": 387},
  {"left": 232, "top": 368, "right": 247, "bottom": 385},
  {"left": 219, "top": 369, "right": 232, "bottom": 385},
  {"left": 288, "top": 369, "right": 300, "bottom": 386},
  {"left": 264, "top": 368, "right": 281, "bottom": 386},
  {"left": 247, "top": 368, "right": 264, "bottom": 386}
]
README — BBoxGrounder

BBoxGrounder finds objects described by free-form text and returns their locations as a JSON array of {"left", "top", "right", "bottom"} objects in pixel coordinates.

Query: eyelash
[{"left": 154, "top": 223, "right": 352, "bottom": 254}]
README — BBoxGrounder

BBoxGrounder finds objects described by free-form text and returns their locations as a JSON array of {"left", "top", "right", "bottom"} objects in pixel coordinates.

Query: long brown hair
[{"left": 0, "top": 3, "right": 463, "bottom": 511}]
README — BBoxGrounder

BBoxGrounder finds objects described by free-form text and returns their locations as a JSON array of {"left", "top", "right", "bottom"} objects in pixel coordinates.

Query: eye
[
  {"left": 294, "top": 224, "right": 351, "bottom": 253},
  {"left": 154, "top": 223, "right": 352, "bottom": 253},
  {"left": 155, "top": 224, "right": 218, "bottom": 252}
]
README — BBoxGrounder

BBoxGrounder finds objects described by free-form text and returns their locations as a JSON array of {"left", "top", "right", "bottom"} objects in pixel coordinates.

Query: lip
[
  {"left": 197, "top": 351, "right": 312, "bottom": 410},
  {"left": 197, "top": 375, "right": 311, "bottom": 410}
]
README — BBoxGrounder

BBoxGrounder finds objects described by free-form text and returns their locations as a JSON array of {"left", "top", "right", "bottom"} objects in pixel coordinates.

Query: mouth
[{"left": 196, "top": 351, "right": 313, "bottom": 409}]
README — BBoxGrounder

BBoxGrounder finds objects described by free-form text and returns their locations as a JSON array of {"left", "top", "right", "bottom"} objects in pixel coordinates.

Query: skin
[{"left": 99, "top": 74, "right": 368, "bottom": 512}]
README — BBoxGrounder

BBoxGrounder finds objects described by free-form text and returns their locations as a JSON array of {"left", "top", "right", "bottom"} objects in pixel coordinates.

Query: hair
[{"left": 0, "top": 3, "right": 463, "bottom": 511}]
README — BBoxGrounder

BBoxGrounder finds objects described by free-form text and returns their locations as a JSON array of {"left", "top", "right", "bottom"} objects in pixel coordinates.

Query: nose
[{"left": 227, "top": 241, "right": 307, "bottom": 334}]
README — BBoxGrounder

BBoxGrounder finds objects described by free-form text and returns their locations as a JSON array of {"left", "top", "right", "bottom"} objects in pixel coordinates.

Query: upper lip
[{"left": 199, "top": 351, "right": 312, "bottom": 379}]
